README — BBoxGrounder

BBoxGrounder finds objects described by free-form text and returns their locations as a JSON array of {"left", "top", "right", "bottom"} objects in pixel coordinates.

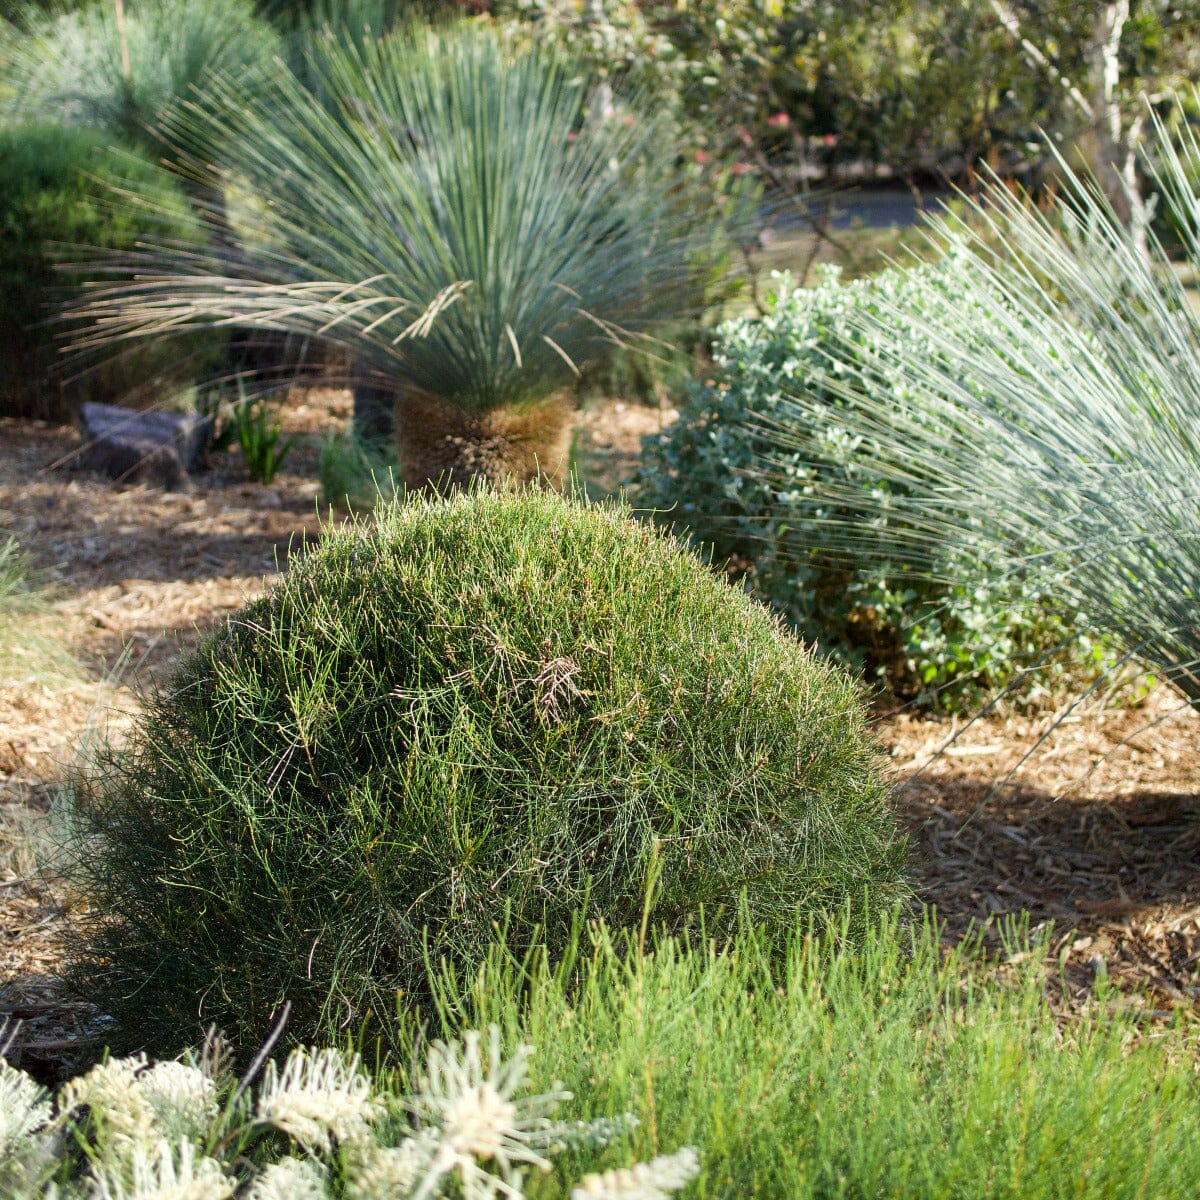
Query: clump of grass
[
  {"left": 0, "top": 534, "right": 26, "bottom": 609},
  {"left": 66, "top": 487, "right": 905, "bottom": 1055},
  {"left": 423, "top": 912, "right": 1200, "bottom": 1199},
  {"left": 318, "top": 425, "right": 402, "bottom": 510},
  {"left": 232, "top": 394, "right": 297, "bottom": 485}
]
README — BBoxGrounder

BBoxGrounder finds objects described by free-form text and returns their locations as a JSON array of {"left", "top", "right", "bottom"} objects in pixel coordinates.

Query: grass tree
[
  {"left": 753, "top": 99, "right": 1200, "bottom": 710},
  {"left": 73, "top": 22, "right": 740, "bottom": 489}
]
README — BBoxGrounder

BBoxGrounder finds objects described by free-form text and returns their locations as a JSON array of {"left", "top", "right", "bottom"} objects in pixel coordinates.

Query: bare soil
[{"left": 1, "top": 397, "right": 1196, "bottom": 1080}]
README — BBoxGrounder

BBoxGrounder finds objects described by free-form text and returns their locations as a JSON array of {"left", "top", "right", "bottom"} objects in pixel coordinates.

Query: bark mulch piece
[{"left": 1, "top": 404, "right": 1198, "bottom": 1079}]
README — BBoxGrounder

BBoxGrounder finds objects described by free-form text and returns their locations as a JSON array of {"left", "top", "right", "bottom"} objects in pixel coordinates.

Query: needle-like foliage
[
  {"left": 73, "top": 22, "right": 737, "bottom": 417},
  {"left": 755, "top": 103, "right": 1200, "bottom": 708},
  {"left": 66, "top": 488, "right": 904, "bottom": 1055}
]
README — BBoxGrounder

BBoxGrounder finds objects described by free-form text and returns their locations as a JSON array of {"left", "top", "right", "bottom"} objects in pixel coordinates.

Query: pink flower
[
  {"left": 730, "top": 161, "right": 753, "bottom": 176},
  {"left": 693, "top": 149, "right": 709, "bottom": 164},
  {"left": 566, "top": 131, "right": 578, "bottom": 142},
  {"left": 823, "top": 133, "right": 837, "bottom": 147},
  {"left": 766, "top": 111, "right": 790, "bottom": 129}
]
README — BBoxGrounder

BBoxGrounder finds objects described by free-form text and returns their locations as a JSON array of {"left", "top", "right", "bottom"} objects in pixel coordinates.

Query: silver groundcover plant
[{"left": 0, "top": 1025, "right": 699, "bottom": 1200}]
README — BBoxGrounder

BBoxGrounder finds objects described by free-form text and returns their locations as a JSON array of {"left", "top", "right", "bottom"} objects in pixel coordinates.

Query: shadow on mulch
[{"left": 901, "top": 778, "right": 1200, "bottom": 1016}]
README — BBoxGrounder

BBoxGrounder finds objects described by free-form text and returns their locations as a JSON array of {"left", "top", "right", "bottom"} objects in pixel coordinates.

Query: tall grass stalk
[
  {"left": 753, "top": 106, "right": 1200, "bottom": 709},
  {"left": 415, "top": 912, "right": 1200, "bottom": 1199}
]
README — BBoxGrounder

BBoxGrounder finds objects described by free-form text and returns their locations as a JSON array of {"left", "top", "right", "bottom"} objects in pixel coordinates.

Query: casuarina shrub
[{"left": 68, "top": 488, "right": 905, "bottom": 1055}]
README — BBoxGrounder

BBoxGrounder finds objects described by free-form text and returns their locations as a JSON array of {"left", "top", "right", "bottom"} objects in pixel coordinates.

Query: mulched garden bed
[{"left": 1, "top": 403, "right": 1196, "bottom": 1082}]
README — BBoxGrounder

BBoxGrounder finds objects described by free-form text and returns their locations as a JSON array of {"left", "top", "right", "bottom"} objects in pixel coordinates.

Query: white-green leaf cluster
[
  {"left": 635, "top": 260, "right": 1101, "bottom": 709},
  {"left": 0, "top": 1028, "right": 690, "bottom": 1200}
]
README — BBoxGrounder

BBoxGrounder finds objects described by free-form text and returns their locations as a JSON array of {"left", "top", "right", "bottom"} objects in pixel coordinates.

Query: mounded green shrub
[
  {"left": 69, "top": 488, "right": 906, "bottom": 1054},
  {"left": 0, "top": 124, "right": 204, "bottom": 420},
  {"left": 635, "top": 265, "right": 1104, "bottom": 710}
]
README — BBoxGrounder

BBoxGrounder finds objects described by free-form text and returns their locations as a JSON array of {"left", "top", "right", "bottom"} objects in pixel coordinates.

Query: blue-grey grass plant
[
  {"left": 750, "top": 100, "right": 1200, "bottom": 711},
  {"left": 2, "top": 0, "right": 278, "bottom": 154}
]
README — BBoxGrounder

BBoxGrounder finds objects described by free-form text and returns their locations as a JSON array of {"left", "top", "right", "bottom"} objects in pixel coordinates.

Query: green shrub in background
[
  {"left": 68, "top": 487, "right": 905, "bottom": 1055},
  {"left": 0, "top": 124, "right": 206, "bottom": 421},
  {"left": 317, "top": 424, "right": 402, "bottom": 509},
  {"left": 635, "top": 265, "right": 1104, "bottom": 710}
]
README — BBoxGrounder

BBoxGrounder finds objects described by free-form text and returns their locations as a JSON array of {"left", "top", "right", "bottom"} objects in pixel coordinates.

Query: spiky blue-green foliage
[
  {"left": 747, "top": 103, "right": 1200, "bottom": 709},
  {"left": 67, "top": 488, "right": 904, "bottom": 1054},
  {"left": 72, "top": 23, "right": 738, "bottom": 416},
  {"left": 2, "top": 0, "right": 278, "bottom": 152}
]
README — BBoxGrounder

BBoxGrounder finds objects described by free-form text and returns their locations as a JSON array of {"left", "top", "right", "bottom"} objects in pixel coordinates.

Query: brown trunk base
[{"left": 394, "top": 391, "right": 575, "bottom": 493}]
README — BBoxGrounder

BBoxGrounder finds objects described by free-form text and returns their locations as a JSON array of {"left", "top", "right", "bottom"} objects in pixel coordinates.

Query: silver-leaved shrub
[
  {"left": 0, "top": 1026, "right": 695, "bottom": 1200},
  {"left": 635, "top": 263, "right": 1106, "bottom": 710}
]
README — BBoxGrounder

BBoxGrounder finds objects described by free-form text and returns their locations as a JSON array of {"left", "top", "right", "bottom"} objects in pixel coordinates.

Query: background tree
[{"left": 987, "top": 0, "right": 1200, "bottom": 253}]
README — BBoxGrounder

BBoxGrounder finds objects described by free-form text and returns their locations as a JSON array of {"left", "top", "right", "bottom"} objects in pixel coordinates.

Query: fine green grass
[{"left": 413, "top": 911, "right": 1200, "bottom": 1200}]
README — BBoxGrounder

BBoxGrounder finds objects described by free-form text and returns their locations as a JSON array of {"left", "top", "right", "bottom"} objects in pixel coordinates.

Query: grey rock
[{"left": 78, "top": 403, "right": 212, "bottom": 490}]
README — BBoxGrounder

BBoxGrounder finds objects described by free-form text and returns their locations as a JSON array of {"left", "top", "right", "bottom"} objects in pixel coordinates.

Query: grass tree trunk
[
  {"left": 352, "top": 361, "right": 396, "bottom": 446},
  {"left": 393, "top": 390, "right": 574, "bottom": 493},
  {"left": 181, "top": 175, "right": 292, "bottom": 384}
]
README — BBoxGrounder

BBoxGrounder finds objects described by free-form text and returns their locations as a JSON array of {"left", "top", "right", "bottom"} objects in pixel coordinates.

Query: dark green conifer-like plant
[{"left": 68, "top": 489, "right": 905, "bottom": 1054}]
